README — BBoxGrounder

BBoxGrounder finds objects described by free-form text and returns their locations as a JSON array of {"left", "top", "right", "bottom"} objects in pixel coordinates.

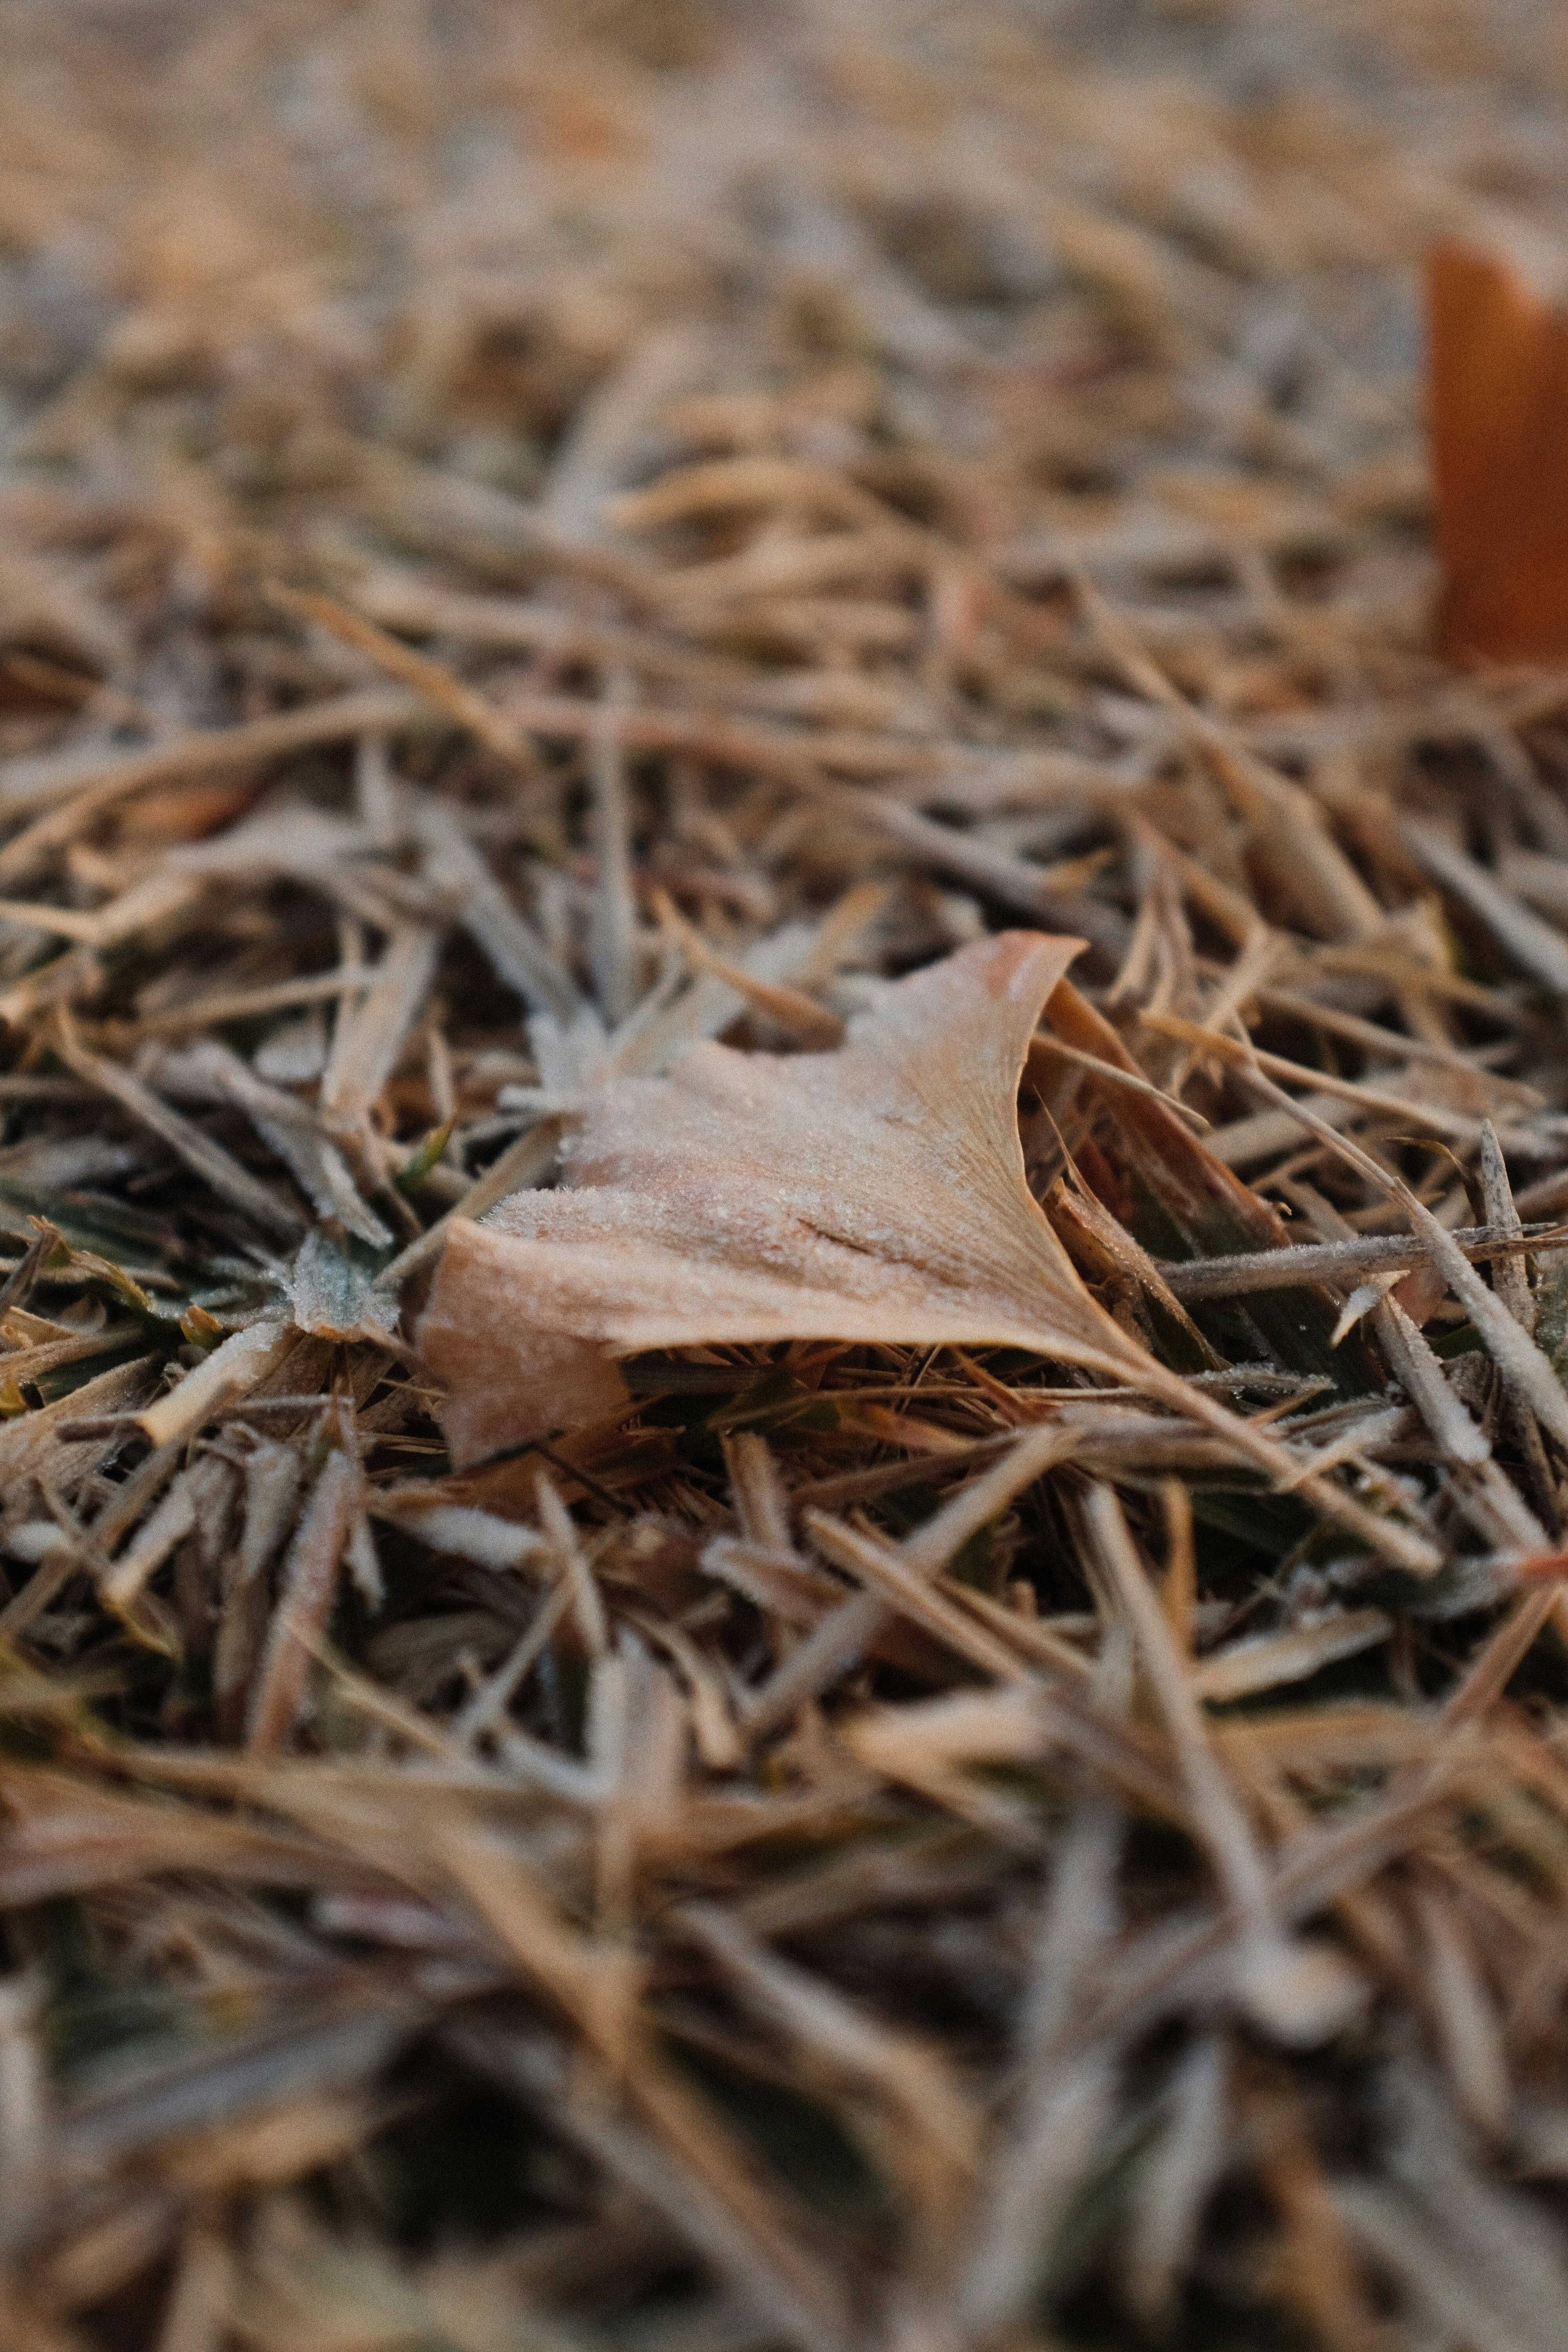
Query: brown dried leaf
[
  {"left": 420, "top": 933, "right": 1159, "bottom": 1463},
  {"left": 418, "top": 939, "right": 1442, "bottom": 1570}
]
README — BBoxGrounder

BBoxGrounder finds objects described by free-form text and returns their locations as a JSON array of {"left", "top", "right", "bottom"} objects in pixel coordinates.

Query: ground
[{"left": 1, "top": 4, "right": 1568, "bottom": 2348}]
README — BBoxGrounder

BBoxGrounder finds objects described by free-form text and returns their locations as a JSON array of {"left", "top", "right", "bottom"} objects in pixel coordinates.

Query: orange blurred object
[{"left": 1428, "top": 238, "right": 1568, "bottom": 665}]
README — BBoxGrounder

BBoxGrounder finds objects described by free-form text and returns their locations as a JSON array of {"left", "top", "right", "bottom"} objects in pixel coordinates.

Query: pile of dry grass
[{"left": 4, "top": 3, "right": 1568, "bottom": 2346}]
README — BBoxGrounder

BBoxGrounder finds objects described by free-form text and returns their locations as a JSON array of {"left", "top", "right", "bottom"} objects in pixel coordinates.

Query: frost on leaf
[{"left": 421, "top": 930, "right": 1163, "bottom": 1465}]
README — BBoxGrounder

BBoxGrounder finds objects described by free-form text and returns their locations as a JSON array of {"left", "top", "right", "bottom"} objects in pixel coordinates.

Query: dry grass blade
[
  {"left": 1081, "top": 1485, "right": 1364, "bottom": 2044},
  {"left": 0, "top": 689, "right": 422, "bottom": 860},
  {"left": 247, "top": 1420, "right": 364, "bottom": 1753},
  {"left": 52, "top": 1014, "right": 304, "bottom": 1241},
  {"left": 1403, "top": 820, "right": 1568, "bottom": 995},
  {"left": 1158, "top": 1222, "right": 1558, "bottom": 1300},
  {"left": 264, "top": 584, "right": 536, "bottom": 773},
  {"left": 1226, "top": 1049, "right": 1568, "bottom": 1452}
]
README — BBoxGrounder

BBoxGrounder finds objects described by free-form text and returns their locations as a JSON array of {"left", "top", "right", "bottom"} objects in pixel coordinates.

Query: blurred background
[{"left": 1, "top": 0, "right": 1566, "bottom": 707}]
